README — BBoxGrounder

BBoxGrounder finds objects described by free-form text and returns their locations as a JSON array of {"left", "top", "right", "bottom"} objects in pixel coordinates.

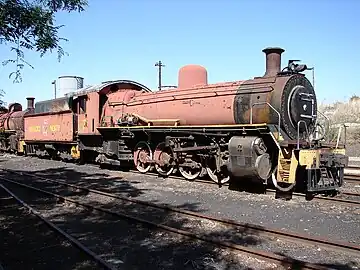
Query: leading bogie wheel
[{"left": 271, "top": 166, "right": 296, "bottom": 192}]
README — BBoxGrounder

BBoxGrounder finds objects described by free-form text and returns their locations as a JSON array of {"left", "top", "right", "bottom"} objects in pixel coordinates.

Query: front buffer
[{"left": 271, "top": 145, "right": 348, "bottom": 196}]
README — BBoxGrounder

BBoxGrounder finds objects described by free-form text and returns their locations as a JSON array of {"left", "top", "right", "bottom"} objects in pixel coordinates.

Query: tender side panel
[{"left": 24, "top": 111, "right": 74, "bottom": 142}]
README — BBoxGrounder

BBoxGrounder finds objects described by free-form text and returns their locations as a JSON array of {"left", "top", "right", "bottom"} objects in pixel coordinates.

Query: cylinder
[
  {"left": 262, "top": 47, "right": 285, "bottom": 77},
  {"left": 227, "top": 136, "right": 271, "bottom": 180}
]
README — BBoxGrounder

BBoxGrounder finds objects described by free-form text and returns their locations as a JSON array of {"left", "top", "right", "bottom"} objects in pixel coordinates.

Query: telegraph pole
[{"left": 155, "top": 60, "right": 165, "bottom": 91}]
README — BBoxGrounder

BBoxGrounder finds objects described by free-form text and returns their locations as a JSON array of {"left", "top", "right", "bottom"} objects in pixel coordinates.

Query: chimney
[
  {"left": 26, "top": 97, "right": 35, "bottom": 110},
  {"left": 262, "top": 47, "right": 285, "bottom": 77}
]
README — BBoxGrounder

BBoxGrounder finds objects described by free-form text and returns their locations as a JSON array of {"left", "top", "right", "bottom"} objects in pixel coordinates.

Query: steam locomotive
[{"left": 0, "top": 47, "right": 349, "bottom": 197}]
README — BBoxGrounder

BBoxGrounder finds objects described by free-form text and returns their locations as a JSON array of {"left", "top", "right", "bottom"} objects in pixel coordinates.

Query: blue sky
[{"left": 0, "top": 0, "right": 359, "bottom": 108}]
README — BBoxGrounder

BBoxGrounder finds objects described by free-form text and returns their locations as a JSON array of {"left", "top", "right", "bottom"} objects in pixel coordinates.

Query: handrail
[
  {"left": 297, "top": 120, "right": 310, "bottom": 150},
  {"left": 336, "top": 124, "right": 347, "bottom": 149},
  {"left": 315, "top": 110, "right": 330, "bottom": 141},
  {"left": 250, "top": 102, "right": 281, "bottom": 140}
]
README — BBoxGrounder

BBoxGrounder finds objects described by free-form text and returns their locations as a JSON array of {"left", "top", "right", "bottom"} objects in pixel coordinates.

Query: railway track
[
  {"left": 344, "top": 165, "right": 360, "bottom": 184},
  {"left": 0, "top": 182, "right": 116, "bottom": 270},
  {"left": 122, "top": 169, "right": 360, "bottom": 206},
  {"left": 1, "top": 154, "right": 359, "bottom": 206},
  {"left": 5, "top": 161, "right": 359, "bottom": 206},
  {"left": 344, "top": 174, "right": 360, "bottom": 185},
  {"left": 1, "top": 154, "right": 359, "bottom": 202},
  {"left": 0, "top": 169, "right": 359, "bottom": 269}
]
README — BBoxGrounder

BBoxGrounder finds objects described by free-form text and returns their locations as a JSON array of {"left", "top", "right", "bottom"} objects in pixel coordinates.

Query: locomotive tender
[{"left": 0, "top": 47, "right": 348, "bottom": 196}]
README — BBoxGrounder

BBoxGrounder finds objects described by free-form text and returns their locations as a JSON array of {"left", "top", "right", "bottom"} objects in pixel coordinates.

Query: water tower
[{"left": 57, "top": 76, "right": 84, "bottom": 97}]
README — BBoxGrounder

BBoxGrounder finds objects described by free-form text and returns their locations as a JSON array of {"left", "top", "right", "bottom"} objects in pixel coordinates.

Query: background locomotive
[
  {"left": 0, "top": 98, "right": 34, "bottom": 153},
  {"left": 0, "top": 47, "right": 349, "bottom": 196}
]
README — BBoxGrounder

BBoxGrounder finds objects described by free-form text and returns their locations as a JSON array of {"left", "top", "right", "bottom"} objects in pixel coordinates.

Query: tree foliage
[
  {"left": 0, "top": 89, "right": 6, "bottom": 109},
  {"left": 350, "top": 94, "right": 360, "bottom": 102},
  {"left": 0, "top": 0, "right": 88, "bottom": 83}
]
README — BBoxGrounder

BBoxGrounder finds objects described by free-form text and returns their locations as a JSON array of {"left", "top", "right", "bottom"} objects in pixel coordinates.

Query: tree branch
[{"left": 0, "top": 0, "right": 88, "bottom": 83}]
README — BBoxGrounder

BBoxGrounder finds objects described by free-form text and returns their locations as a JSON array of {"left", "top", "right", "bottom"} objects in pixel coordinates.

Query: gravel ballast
[
  {"left": 0, "top": 175, "right": 280, "bottom": 270},
  {"left": 0, "top": 154, "right": 359, "bottom": 269},
  {"left": 0, "top": 184, "right": 99, "bottom": 270}
]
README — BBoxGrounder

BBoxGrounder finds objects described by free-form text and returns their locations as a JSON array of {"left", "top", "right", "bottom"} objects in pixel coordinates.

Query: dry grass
[{"left": 318, "top": 95, "right": 360, "bottom": 157}]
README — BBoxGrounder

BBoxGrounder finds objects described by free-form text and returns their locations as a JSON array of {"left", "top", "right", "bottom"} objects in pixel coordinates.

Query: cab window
[{"left": 78, "top": 96, "right": 87, "bottom": 114}]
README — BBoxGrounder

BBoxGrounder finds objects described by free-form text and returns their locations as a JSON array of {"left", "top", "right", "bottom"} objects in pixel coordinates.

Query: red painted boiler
[{"left": 101, "top": 48, "right": 317, "bottom": 140}]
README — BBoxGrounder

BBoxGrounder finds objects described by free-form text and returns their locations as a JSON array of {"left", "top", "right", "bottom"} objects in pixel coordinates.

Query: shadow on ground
[{"left": 0, "top": 165, "right": 358, "bottom": 270}]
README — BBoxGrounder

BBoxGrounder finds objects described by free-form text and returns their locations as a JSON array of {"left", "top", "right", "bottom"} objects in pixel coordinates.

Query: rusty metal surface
[
  {"left": 6, "top": 46, "right": 315, "bottom": 143},
  {"left": 0, "top": 113, "right": 8, "bottom": 130},
  {"left": 178, "top": 65, "right": 208, "bottom": 89},
  {"left": 6, "top": 111, "right": 27, "bottom": 131},
  {"left": 99, "top": 48, "right": 289, "bottom": 129},
  {"left": 0, "top": 111, "right": 26, "bottom": 132},
  {"left": 103, "top": 77, "right": 273, "bottom": 128},
  {"left": 27, "top": 97, "right": 35, "bottom": 111},
  {"left": 104, "top": 81, "right": 244, "bottom": 126},
  {"left": 98, "top": 47, "right": 317, "bottom": 141},
  {"left": 77, "top": 91, "right": 100, "bottom": 135},
  {"left": 34, "top": 97, "right": 72, "bottom": 114},
  {"left": 24, "top": 111, "right": 74, "bottom": 142},
  {"left": 0, "top": 98, "right": 36, "bottom": 133},
  {"left": 262, "top": 47, "right": 285, "bottom": 77},
  {"left": 104, "top": 78, "right": 275, "bottom": 128}
]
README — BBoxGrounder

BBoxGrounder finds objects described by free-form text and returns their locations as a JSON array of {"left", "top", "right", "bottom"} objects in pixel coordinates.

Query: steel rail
[
  {"left": 2, "top": 169, "right": 360, "bottom": 257},
  {"left": 341, "top": 191, "right": 360, "bottom": 197},
  {"left": 0, "top": 175, "right": 328, "bottom": 270},
  {"left": 127, "top": 169, "right": 360, "bottom": 205},
  {"left": 2, "top": 164, "right": 358, "bottom": 205},
  {"left": 133, "top": 168, "right": 360, "bottom": 188},
  {"left": 0, "top": 182, "right": 116, "bottom": 270},
  {"left": 344, "top": 175, "right": 360, "bottom": 185}
]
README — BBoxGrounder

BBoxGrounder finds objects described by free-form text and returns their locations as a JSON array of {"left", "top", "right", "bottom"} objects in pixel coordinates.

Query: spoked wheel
[
  {"left": 178, "top": 154, "right": 203, "bottom": 181},
  {"left": 154, "top": 142, "right": 175, "bottom": 177},
  {"left": 206, "top": 156, "right": 230, "bottom": 184},
  {"left": 271, "top": 166, "right": 296, "bottom": 192},
  {"left": 133, "top": 141, "right": 153, "bottom": 173}
]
